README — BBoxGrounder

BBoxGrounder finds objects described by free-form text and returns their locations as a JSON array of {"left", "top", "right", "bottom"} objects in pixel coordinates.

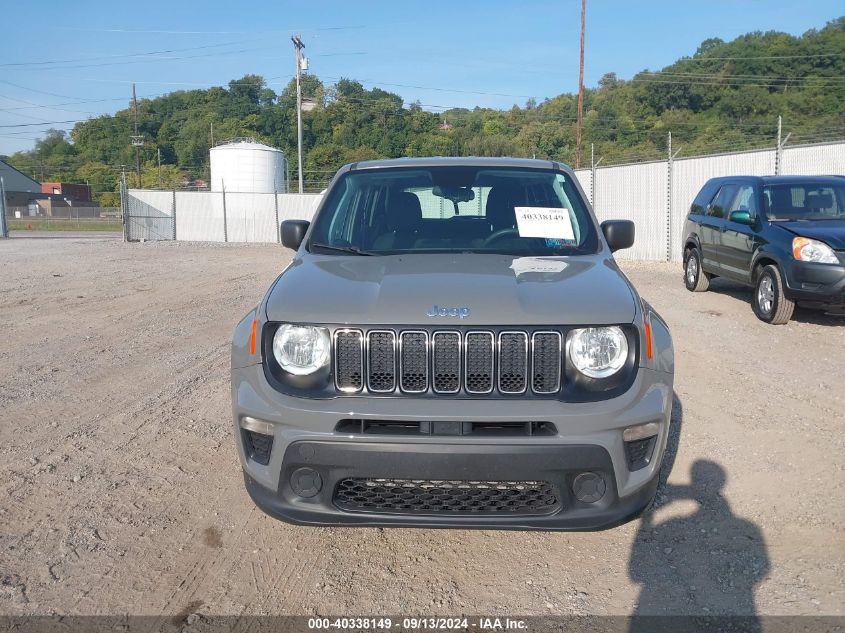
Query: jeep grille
[{"left": 334, "top": 328, "right": 563, "bottom": 396}]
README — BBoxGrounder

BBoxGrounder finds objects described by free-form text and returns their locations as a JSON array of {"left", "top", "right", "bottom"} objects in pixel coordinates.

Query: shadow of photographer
[{"left": 628, "top": 395, "right": 770, "bottom": 632}]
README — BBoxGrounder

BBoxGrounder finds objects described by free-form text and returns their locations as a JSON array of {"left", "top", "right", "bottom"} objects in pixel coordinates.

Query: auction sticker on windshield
[{"left": 514, "top": 207, "right": 576, "bottom": 240}]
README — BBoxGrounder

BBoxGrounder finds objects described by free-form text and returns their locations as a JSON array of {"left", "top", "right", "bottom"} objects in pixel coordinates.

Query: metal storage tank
[{"left": 209, "top": 138, "right": 288, "bottom": 193}]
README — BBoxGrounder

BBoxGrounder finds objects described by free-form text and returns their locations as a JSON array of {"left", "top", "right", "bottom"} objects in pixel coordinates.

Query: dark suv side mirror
[
  {"left": 729, "top": 210, "right": 753, "bottom": 225},
  {"left": 281, "top": 220, "right": 310, "bottom": 250},
  {"left": 600, "top": 220, "right": 635, "bottom": 252}
]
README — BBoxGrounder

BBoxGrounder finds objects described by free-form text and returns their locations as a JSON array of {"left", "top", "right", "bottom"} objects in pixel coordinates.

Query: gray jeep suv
[{"left": 231, "top": 157, "right": 674, "bottom": 530}]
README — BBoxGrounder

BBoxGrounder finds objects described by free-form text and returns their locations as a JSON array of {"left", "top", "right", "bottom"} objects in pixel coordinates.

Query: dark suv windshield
[
  {"left": 763, "top": 182, "right": 845, "bottom": 220},
  {"left": 307, "top": 167, "right": 598, "bottom": 255}
]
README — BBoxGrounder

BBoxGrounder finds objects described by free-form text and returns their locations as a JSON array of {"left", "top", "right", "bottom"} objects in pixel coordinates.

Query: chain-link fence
[
  {"left": 2, "top": 205, "right": 122, "bottom": 233},
  {"left": 575, "top": 140, "right": 845, "bottom": 262},
  {"left": 121, "top": 140, "right": 845, "bottom": 259}
]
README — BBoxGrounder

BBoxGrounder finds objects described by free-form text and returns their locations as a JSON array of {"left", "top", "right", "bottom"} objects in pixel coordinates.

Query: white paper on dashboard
[{"left": 513, "top": 207, "right": 576, "bottom": 240}]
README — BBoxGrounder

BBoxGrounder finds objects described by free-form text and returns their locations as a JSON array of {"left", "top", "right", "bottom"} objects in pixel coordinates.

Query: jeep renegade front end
[{"left": 231, "top": 157, "right": 674, "bottom": 530}]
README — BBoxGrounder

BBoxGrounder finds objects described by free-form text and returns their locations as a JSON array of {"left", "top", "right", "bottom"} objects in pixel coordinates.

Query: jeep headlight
[
  {"left": 792, "top": 237, "right": 838, "bottom": 264},
  {"left": 567, "top": 326, "right": 628, "bottom": 379},
  {"left": 272, "top": 324, "right": 330, "bottom": 375}
]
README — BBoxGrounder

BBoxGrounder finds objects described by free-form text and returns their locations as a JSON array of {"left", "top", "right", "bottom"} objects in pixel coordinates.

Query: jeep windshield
[
  {"left": 763, "top": 182, "right": 845, "bottom": 221},
  {"left": 307, "top": 167, "right": 599, "bottom": 256}
]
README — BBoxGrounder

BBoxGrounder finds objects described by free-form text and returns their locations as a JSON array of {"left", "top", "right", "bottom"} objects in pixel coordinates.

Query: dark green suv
[{"left": 682, "top": 175, "right": 845, "bottom": 324}]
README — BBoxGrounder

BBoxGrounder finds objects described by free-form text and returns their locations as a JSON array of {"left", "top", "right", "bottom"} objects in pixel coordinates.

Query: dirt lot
[{"left": 1, "top": 235, "right": 843, "bottom": 621}]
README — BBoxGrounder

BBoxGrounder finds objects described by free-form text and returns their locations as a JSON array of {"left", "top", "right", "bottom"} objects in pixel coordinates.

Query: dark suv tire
[
  {"left": 683, "top": 248, "right": 709, "bottom": 292},
  {"left": 752, "top": 265, "right": 794, "bottom": 325}
]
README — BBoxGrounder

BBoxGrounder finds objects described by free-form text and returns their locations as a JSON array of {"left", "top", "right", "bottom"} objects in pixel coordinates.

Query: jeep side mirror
[
  {"left": 281, "top": 220, "right": 310, "bottom": 250},
  {"left": 600, "top": 220, "right": 635, "bottom": 252},
  {"left": 729, "top": 210, "right": 753, "bottom": 225}
]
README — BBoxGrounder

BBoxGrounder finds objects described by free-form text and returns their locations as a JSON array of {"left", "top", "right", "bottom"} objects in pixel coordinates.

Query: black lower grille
[
  {"left": 625, "top": 435, "right": 657, "bottom": 470},
  {"left": 334, "top": 478, "right": 561, "bottom": 515},
  {"left": 243, "top": 430, "right": 273, "bottom": 465}
]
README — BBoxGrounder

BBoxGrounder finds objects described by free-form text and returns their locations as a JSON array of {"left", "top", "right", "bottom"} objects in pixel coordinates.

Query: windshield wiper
[{"left": 310, "top": 242, "right": 374, "bottom": 256}]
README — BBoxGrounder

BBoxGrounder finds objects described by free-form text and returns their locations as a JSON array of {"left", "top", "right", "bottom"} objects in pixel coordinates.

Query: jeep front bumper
[{"left": 231, "top": 365, "right": 673, "bottom": 530}]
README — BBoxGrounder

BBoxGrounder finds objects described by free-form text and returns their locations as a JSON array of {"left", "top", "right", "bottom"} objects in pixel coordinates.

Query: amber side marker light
[
  {"left": 249, "top": 319, "right": 258, "bottom": 355},
  {"left": 792, "top": 236, "right": 810, "bottom": 260},
  {"left": 644, "top": 320, "right": 653, "bottom": 360}
]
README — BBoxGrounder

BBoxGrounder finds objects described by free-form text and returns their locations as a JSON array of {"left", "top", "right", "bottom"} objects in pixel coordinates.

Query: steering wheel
[{"left": 482, "top": 228, "right": 520, "bottom": 247}]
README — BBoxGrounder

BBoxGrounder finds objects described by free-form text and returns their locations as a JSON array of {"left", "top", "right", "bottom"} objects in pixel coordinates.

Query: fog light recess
[
  {"left": 572, "top": 472, "right": 606, "bottom": 503},
  {"left": 290, "top": 467, "right": 322, "bottom": 498},
  {"left": 623, "top": 422, "right": 659, "bottom": 471},
  {"left": 240, "top": 417, "right": 274, "bottom": 465}
]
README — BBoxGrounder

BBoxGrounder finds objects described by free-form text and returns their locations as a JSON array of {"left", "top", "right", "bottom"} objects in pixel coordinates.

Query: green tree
[{"left": 9, "top": 15, "right": 843, "bottom": 187}]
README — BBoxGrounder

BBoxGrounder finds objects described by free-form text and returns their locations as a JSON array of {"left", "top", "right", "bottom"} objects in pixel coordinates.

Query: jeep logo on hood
[{"left": 427, "top": 305, "right": 471, "bottom": 319}]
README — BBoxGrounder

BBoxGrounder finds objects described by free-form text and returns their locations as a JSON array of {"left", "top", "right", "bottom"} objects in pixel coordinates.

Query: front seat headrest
[
  {"left": 389, "top": 191, "right": 422, "bottom": 230},
  {"left": 486, "top": 185, "right": 523, "bottom": 232}
]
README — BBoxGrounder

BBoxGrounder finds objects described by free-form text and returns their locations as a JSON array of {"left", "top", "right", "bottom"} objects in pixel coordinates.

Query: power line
[
  {"left": 635, "top": 71, "right": 845, "bottom": 83},
  {"left": 52, "top": 24, "right": 365, "bottom": 35},
  {"left": 0, "top": 119, "right": 81, "bottom": 128},
  {"left": 1, "top": 44, "right": 284, "bottom": 73},
  {"left": 0, "top": 79, "right": 95, "bottom": 102},
  {"left": 320, "top": 75, "right": 537, "bottom": 100},
  {"left": 0, "top": 95, "right": 99, "bottom": 116},
  {"left": 674, "top": 52, "right": 845, "bottom": 61},
  {"left": 0, "top": 38, "right": 277, "bottom": 67},
  {"left": 70, "top": 76, "right": 285, "bottom": 87},
  {"left": 628, "top": 77, "right": 845, "bottom": 88}
]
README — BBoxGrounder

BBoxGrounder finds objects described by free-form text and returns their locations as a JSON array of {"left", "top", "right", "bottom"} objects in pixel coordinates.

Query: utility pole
[
  {"left": 0, "top": 177, "right": 9, "bottom": 239},
  {"left": 574, "top": 0, "right": 586, "bottom": 169},
  {"left": 291, "top": 34, "right": 305, "bottom": 194},
  {"left": 210, "top": 121, "right": 215, "bottom": 147},
  {"left": 131, "top": 83, "right": 144, "bottom": 188},
  {"left": 775, "top": 115, "right": 791, "bottom": 176},
  {"left": 120, "top": 170, "right": 128, "bottom": 242},
  {"left": 157, "top": 148, "right": 162, "bottom": 188}
]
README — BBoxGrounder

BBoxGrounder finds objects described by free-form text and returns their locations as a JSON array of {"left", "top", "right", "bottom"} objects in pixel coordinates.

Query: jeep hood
[
  {"left": 773, "top": 219, "right": 845, "bottom": 250},
  {"left": 265, "top": 253, "right": 637, "bottom": 326}
]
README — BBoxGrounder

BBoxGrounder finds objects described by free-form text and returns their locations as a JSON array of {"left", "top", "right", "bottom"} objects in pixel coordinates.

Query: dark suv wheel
[
  {"left": 752, "top": 265, "right": 794, "bottom": 325},
  {"left": 683, "top": 248, "right": 709, "bottom": 292}
]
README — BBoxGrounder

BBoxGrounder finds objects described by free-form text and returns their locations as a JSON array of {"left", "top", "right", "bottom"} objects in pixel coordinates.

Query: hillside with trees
[{"left": 3, "top": 17, "right": 843, "bottom": 203}]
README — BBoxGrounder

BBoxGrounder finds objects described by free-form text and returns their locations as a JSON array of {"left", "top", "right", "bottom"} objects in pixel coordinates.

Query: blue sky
[{"left": 1, "top": 0, "right": 842, "bottom": 154}]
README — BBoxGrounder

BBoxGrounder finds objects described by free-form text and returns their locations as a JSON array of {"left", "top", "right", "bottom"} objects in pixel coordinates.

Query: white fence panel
[
  {"left": 781, "top": 142, "right": 845, "bottom": 176},
  {"left": 174, "top": 191, "right": 226, "bottom": 242},
  {"left": 573, "top": 169, "right": 592, "bottom": 204},
  {"left": 276, "top": 193, "right": 323, "bottom": 222},
  {"left": 125, "top": 141, "right": 843, "bottom": 255},
  {"left": 670, "top": 149, "right": 775, "bottom": 261},
  {"left": 593, "top": 161, "right": 667, "bottom": 261},
  {"left": 225, "top": 192, "right": 277, "bottom": 243}
]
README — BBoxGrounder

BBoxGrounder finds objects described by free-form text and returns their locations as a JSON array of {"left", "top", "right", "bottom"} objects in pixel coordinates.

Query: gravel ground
[{"left": 0, "top": 235, "right": 843, "bottom": 620}]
